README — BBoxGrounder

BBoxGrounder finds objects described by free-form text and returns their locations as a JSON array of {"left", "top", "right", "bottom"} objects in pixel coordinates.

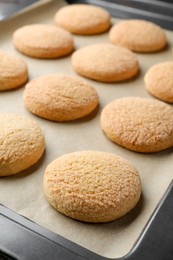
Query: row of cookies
[
  {"left": 1, "top": 47, "right": 173, "bottom": 105},
  {"left": 1, "top": 44, "right": 173, "bottom": 106},
  {"left": 55, "top": 4, "right": 167, "bottom": 53}
]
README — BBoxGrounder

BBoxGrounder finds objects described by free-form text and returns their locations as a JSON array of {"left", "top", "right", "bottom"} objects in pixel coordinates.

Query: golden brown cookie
[
  {"left": 54, "top": 4, "right": 110, "bottom": 35},
  {"left": 43, "top": 151, "right": 141, "bottom": 223},
  {"left": 0, "top": 50, "right": 28, "bottom": 91},
  {"left": 23, "top": 74, "right": 99, "bottom": 121},
  {"left": 109, "top": 19, "right": 167, "bottom": 53},
  {"left": 13, "top": 24, "right": 74, "bottom": 59},
  {"left": 100, "top": 97, "right": 173, "bottom": 153},
  {"left": 0, "top": 113, "right": 45, "bottom": 176},
  {"left": 71, "top": 43, "right": 139, "bottom": 82},
  {"left": 145, "top": 61, "right": 173, "bottom": 103}
]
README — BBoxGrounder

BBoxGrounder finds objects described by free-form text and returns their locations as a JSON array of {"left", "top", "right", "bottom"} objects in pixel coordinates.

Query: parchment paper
[{"left": 0, "top": 0, "right": 173, "bottom": 258}]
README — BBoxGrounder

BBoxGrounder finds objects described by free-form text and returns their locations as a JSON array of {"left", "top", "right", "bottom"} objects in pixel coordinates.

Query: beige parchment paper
[{"left": 0, "top": 0, "right": 173, "bottom": 258}]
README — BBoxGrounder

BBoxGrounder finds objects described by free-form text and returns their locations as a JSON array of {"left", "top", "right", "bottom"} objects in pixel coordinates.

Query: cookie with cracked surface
[
  {"left": 0, "top": 113, "right": 45, "bottom": 176},
  {"left": 0, "top": 50, "right": 28, "bottom": 91},
  {"left": 109, "top": 20, "right": 167, "bottom": 53},
  {"left": 145, "top": 61, "right": 173, "bottom": 103},
  {"left": 54, "top": 4, "right": 110, "bottom": 35},
  {"left": 100, "top": 97, "right": 173, "bottom": 153},
  {"left": 13, "top": 24, "right": 74, "bottom": 59},
  {"left": 23, "top": 74, "right": 99, "bottom": 121},
  {"left": 43, "top": 151, "right": 141, "bottom": 223},
  {"left": 71, "top": 43, "right": 139, "bottom": 82}
]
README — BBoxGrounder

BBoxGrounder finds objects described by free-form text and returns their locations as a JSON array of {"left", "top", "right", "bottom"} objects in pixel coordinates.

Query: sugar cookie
[
  {"left": 145, "top": 61, "right": 173, "bottom": 103},
  {"left": 100, "top": 97, "right": 173, "bottom": 153},
  {"left": 0, "top": 113, "right": 45, "bottom": 176},
  {"left": 23, "top": 74, "right": 99, "bottom": 121},
  {"left": 43, "top": 151, "right": 141, "bottom": 223},
  {"left": 0, "top": 50, "right": 28, "bottom": 91},
  {"left": 54, "top": 4, "right": 110, "bottom": 35},
  {"left": 13, "top": 24, "right": 74, "bottom": 59},
  {"left": 109, "top": 20, "right": 167, "bottom": 53},
  {"left": 71, "top": 44, "right": 139, "bottom": 82}
]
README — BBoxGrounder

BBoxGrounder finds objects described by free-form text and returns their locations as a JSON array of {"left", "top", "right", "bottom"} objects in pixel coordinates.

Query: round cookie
[
  {"left": 145, "top": 61, "right": 173, "bottom": 103},
  {"left": 13, "top": 24, "right": 74, "bottom": 59},
  {"left": 43, "top": 151, "right": 141, "bottom": 223},
  {"left": 23, "top": 74, "right": 99, "bottom": 121},
  {"left": 109, "top": 19, "right": 167, "bottom": 53},
  {"left": 0, "top": 113, "right": 45, "bottom": 176},
  {"left": 100, "top": 97, "right": 173, "bottom": 153},
  {"left": 71, "top": 44, "right": 139, "bottom": 82},
  {"left": 0, "top": 50, "right": 28, "bottom": 91},
  {"left": 54, "top": 4, "right": 110, "bottom": 35}
]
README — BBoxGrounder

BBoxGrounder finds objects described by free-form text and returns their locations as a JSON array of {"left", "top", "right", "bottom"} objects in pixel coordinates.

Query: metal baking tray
[{"left": 0, "top": 0, "right": 52, "bottom": 22}]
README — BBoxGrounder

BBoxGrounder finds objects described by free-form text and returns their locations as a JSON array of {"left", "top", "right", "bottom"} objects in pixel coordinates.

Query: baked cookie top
[
  {"left": 100, "top": 97, "right": 173, "bottom": 153},
  {"left": 145, "top": 61, "right": 173, "bottom": 103},
  {"left": 0, "top": 113, "right": 45, "bottom": 176},
  {"left": 0, "top": 49, "right": 28, "bottom": 90},
  {"left": 109, "top": 19, "right": 167, "bottom": 53},
  {"left": 54, "top": 4, "right": 110, "bottom": 35},
  {"left": 23, "top": 74, "right": 99, "bottom": 121},
  {"left": 13, "top": 24, "right": 74, "bottom": 59},
  {"left": 71, "top": 43, "right": 139, "bottom": 82},
  {"left": 43, "top": 150, "right": 141, "bottom": 222}
]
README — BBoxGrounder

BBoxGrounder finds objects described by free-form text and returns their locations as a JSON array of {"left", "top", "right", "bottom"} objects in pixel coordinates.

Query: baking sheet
[
  {"left": 0, "top": 0, "right": 52, "bottom": 22},
  {"left": 0, "top": 0, "right": 173, "bottom": 258}
]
